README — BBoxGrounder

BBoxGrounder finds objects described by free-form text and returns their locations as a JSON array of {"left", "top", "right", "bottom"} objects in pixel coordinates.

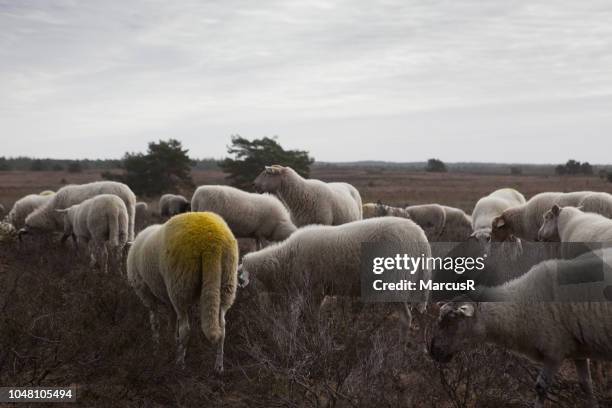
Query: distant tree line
[
  {"left": 0, "top": 157, "right": 121, "bottom": 172},
  {"left": 555, "top": 159, "right": 593, "bottom": 176}
]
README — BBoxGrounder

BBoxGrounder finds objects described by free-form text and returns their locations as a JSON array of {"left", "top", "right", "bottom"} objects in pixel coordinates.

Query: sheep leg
[
  {"left": 175, "top": 312, "right": 190, "bottom": 368},
  {"left": 214, "top": 308, "right": 226, "bottom": 373},
  {"left": 149, "top": 310, "right": 161, "bottom": 344},
  {"left": 100, "top": 243, "right": 109, "bottom": 274},
  {"left": 574, "top": 359, "right": 598, "bottom": 408},
  {"left": 132, "top": 280, "right": 162, "bottom": 345},
  {"left": 534, "top": 362, "right": 560, "bottom": 408}
]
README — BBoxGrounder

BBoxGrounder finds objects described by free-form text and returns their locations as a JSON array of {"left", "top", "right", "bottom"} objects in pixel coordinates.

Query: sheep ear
[
  {"left": 457, "top": 304, "right": 475, "bottom": 317},
  {"left": 493, "top": 216, "right": 505, "bottom": 228},
  {"left": 551, "top": 204, "right": 561, "bottom": 216}
]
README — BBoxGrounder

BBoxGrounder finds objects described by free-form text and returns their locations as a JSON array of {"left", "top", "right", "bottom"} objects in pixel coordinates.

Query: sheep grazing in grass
[
  {"left": 191, "top": 185, "right": 297, "bottom": 249},
  {"left": 429, "top": 248, "right": 612, "bottom": 408},
  {"left": 362, "top": 202, "right": 410, "bottom": 219},
  {"left": 491, "top": 191, "right": 593, "bottom": 243},
  {"left": 538, "top": 205, "right": 612, "bottom": 261},
  {"left": 57, "top": 194, "right": 129, "bottom": 274},
  {"left": 159, "top": 194, "right": 190, "bottom": 217},
  {"left": 253, "top": 165, "right": 362, "bottom": 227},
  {"left": 20, "top": 181, "right": 136, "bottom": 241},
  {"left": 404, "top": 204, "right": 472, "bottom": 242},
  {"left": 471, "top": 188, "right": 526, "bottom": 244},
  {"left": 135, "top": 201, "right": 148, "bottom": 232},
  {"left": 6, "top": 193, "right": 54, "bottom": 230},
  {"left": 239, "top": 217, "right": 431, "bottom": 326},
  {"left": 127, "top": 212, "right": 239, "bottom": 372}
]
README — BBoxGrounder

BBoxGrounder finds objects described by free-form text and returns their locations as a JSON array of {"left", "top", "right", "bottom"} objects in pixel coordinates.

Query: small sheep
[
  {"left": 191, "top": 185, "right": 297, "bottom": 249},
  {"left": 57, "top": 194, "right": 129, "bottom": 273},
  {"left": 127, "top": 212, "right": 239, "bottom": 372},
  {"left": 253, "top": 165, "right": 362, "bottom": 226},
  {"left": 6, "top": 193, "right": 53, "bottom": 230},
  {"left": 491, "top": 191, "right": 592, "bottom": 242},
  {"left": 404, "top": 204, "right": 472, "bottom": 242},
  {"left": 240, "top": 217, "right": 431, "bottom": 325},
  {"left": 362, "top": 202, "right": 410, "bottom": 219},
  {"left": 429, "top": 249, "right": 612, "bottom": 408},
  {"left": 539, "top": 205, "right": 612, "bottom": 245},
  {"left": 135, "top": 201, "right": 149, "bottom": 232},
  {"left": 21, "top": 181, "right": 136, "bottom": 241},
  {"left": 471, "top": 188, "right": 526, "bottom": 244},
  {"left": 159, "top": 194, "right": 190, "bottom": 217}
]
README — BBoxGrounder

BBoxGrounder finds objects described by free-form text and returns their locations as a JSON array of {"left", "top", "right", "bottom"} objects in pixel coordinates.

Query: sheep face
[
  {"left": 23, "top": 209, "right": 58, "bottom": 233},
  {"left": 537, "top": 205, "right": 561, "bottom": 242},
  {"left": 490, "top": 215, "right": 513, "bottom": 242},
  {"left": 429, "top": 302, "right": 484, "bottom": 363},
  {"left": 254, "top": 165, "right": 285, "bottom": 193}
]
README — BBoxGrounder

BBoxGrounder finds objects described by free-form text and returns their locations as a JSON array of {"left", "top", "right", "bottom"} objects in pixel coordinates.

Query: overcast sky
[{"left": 1, "top": 0, "right": 611, "bottom": 163}]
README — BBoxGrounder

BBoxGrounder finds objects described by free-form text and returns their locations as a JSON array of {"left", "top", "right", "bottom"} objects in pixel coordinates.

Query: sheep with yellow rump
[{"left": 127, "top": 212, "right": 239, "bottom": 373}]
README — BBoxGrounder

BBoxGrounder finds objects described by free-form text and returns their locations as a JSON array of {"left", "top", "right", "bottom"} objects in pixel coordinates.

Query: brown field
[
  {"left": 2, "top": 166, "right": 612, "bottom": 212},
  {"left": 2, "top": 167, "right": 612, "bottom": 407}
]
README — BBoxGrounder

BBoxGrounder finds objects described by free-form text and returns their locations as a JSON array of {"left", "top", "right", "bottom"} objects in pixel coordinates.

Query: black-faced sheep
[
  {"left": 191, "top": 185, "right": 297, "bottom": 249},
  {"left": 159, "top": 194, "right": 190, "bottom": 217},
  {"left": 429, "top": 249, "right": 612, "bottom": 408},
  {"left": 127, "top": 212, "right": 239, "bottom": 372},
  {"left": 253, "top": 165, "right": 362, "bottom": 226}
]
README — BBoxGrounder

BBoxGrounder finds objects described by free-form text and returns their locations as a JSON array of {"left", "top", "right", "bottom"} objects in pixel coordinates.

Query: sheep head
[
  {"left": 253, "top": 165, "right": 288, "bottom": 193},
  {"left": 490, "top": 215, "right": 513, "bottom": 242},
  {"left": 537, "top": 204, "right": 561, "bottom": 242},
  {"left": 428, "top": 301, "right": 484, "bottom": 364}
]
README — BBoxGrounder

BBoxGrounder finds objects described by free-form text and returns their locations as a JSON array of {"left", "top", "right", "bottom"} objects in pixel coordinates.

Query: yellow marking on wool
[
  {"left": 164, "top": 212, "right": 238, "bottom": 276},
  {"left": 39, "top": 190, "right": 55, "bottom": 196}
]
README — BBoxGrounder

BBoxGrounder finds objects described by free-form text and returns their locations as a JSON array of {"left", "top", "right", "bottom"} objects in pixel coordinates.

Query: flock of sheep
[{"left": 3, "top": 165, "right": 612, "bottom": 407}]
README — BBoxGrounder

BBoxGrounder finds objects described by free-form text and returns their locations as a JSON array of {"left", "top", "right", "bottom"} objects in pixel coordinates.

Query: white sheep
[
  {"left": 57, "top": 194, "right": 129, "bottom": 273},
  {"left": 362, "top": 202, "right": 410, "bottom": 219},
  {"left": 127, "top": 212, "right": 239, "bottom": 372},
  {"left": 253, "top": 165, "right": 362, "bottom": 226},
  {"left": 135, "top": 201, "right": 148, "bottom": 232},
  {"left": 6, "top": 193, "right": 54, "bottom": 230},
  {"left": 191, "top": 185, "right": 297, "bottom": 249},
  {"left": 471, "top": 188, "right": 526, "bottom": 243},
  {"left": 491, "top": 191, "right": 592, "bottom": 242},
  {"left": 159, "top": 194, "right": 190, "bottom": 217},
  {"left": 429, "top": 249, "right": 612, "bottom": 408},
  {"left": 240, "top": 217, "right": 431, "bottom": 326},
  {"left": 21, "top": 181, "right": 136, "bottom": 241},
  {"left": 579, "top": 192, "right": 612, "bottom": 219},
  {"left": 404, "top": 204, "right": 472, "bottom": 242},
  {"left": 539, "top": 205, "right": 612, "bottom": 244}
]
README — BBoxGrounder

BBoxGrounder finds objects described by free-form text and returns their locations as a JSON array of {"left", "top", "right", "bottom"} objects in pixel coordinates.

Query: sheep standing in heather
[
  {"left": 362, "top": 202, "right": 410, "bottom": 219},
  {"left": 127, "top": 212, "right": 239, "bottom": 372},
  {"left": 21, "top": 181, "right": 136, "bottom": 241},
  {"left": 491, "top": 191, "right": 593, "bottom": 243},
  {"left": 191, "top": 185, "right": 297, "bottom": 249},
  {"left": 471, "top": 188, "right": 526, "bottom": 244},
  {"left": 240, "top": 217, "right": 431, "bottom": 326},
  {"left": 135, "top": 201, "right": 148, "bottom": 232},
  {"left": 404, "top": 204, "right": 472, "bottom": 242},
  {"left": 6, "top": 193, "right": 54, "bottom": 230},
  {"left": 430, "top": 249, "right": 612, "bottom": 408},
  {"left": 253, "top": 165, "right": 362, "bottom": 226},
  {"left": 159, "top": 194, "right": 190, "bottom": 217},
  {"left": 57, "top": 194, "right": 128, "bottom": 273}
]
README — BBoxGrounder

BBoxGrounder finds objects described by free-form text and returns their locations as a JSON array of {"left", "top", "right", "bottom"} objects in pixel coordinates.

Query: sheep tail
[
  {"left": 108, "top": 212, "right": 119, "bottom": 247},
  {"left": 200, "top": 252, "right": 223, "bottom": 345}
]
